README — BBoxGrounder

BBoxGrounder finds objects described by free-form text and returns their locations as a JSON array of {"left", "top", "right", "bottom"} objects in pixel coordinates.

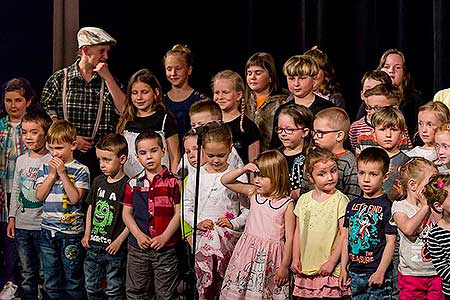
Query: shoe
[{"left": 0, "top": 282, "right": 18, "bottom": 300}]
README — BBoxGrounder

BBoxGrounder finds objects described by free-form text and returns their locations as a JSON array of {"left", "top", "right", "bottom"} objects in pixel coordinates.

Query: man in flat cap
[{"left": 41, "top": 26, "right": 125, "bottom": 180}]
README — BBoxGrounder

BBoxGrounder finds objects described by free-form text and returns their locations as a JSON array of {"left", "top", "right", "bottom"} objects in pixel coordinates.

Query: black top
[
  {"left": 226, "top": 115, "right": 261, "bottom": 164},
  {"left": 125, "top": 110, "right": 178, "bottom": 138}
]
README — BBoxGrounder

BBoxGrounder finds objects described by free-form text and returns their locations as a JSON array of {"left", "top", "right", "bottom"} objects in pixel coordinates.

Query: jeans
[
  {"left": 15, "top": 229, "right": 41, "bottom": 300},
  {"left": 40, "top": 229, "right": 84, "bottom": 300},
  {"left": 84, "top": 244, "right": 126, "bottom": 300},
  {"left": 350, "top": 269, "right": 393, "bottom": 300}
]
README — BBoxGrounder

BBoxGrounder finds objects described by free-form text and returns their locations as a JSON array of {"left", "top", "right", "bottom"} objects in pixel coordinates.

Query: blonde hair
[
  {"left": 435, "top": 122, "right": 450, "bottom": 137},
  {"left": 283, "top": 55, "right": 319, "bottom": 77},
  {"left": 399, "top": 157, "right": 437, "bottom": 199},
  {"left": 188, "top": 99, "right": 223, "bottom": 120},
  {"left": 254, "top": 150, "right": 290, "bottom": 199},
  {"left": 163, "top": 44, "right": 193, "bottom": 67},
  {"left": 304, "top": 147, "right": 337, "bottom": 178},
  {"left": 47, "top": 120, "right": 77, "bottom": 144},
  {"left": 424, "top": 174, "right": 450, "bottom": 213},
  {"left": 418, "top": 101, "right": 450, "bottom": 125},
  {"left": 315, "top": 107, "right": 350, "bottom": 138},
  {"left": 371, "top": 106, "right": 407, "bottom": 132}
]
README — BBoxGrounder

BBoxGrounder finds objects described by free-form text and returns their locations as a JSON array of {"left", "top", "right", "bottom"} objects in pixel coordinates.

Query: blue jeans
[
  {"left": 350, "top": 270, "right": 393, "bottom": 300},
  {"left": 84, "top": 244, "right": 126, "bottom": 300},
  {"left": 15, "top": 229, "right": 41, "bottom": 300},
  {"left": 40, "top": 229, "right": 84, "bottom": 300}
]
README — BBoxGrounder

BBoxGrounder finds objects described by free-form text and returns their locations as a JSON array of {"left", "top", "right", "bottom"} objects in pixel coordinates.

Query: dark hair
[
  {"left": 360, "top": 70, "right": 392, "bottom": 89},
  {"left": 277, "top": 103, "right": 314, "bottom": 151},
  {"left": 364, "top": 83, "right": 402, "bottom": 106},
  {"left": 358, "top": 147, "right": 390, "bottom": 175},
  {"left": 189, "top": 99, "right": 222, "bottom": 119},
  {"left": 203, "top": 123, "right": 233, "bottom": 147},
  {"left": 304, "top": 46, "right": 341, "bottom": 95},
  {"left": 135, "top": 130, "right": 163, "bottom": 153},
  {"left": 21, "top": 110, "right": 52, "bottom": 134},
  {"left": 96, "top": 133, "right": 128, "bottom": 158},
  {"left": 2, "top": 78, "right": 41, "bottom": 116}
]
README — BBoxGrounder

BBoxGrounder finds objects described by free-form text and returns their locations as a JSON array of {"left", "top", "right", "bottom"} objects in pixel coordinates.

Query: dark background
[{"left": 1, "top": 0, "right": 450, "bottom": 121}]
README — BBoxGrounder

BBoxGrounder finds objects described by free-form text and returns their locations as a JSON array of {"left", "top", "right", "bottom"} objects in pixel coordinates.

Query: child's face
[
  {"left": 184, "top": 136, "right": 203, "bottom": 167},
  {"left": 48, "top": 141, "right": 76, "bottom": 163},
  {"left": 309, "top": 159, "right": 338, "bottom": 194},
  {"left": 246, "top": 65, "right": 270, "bottom": 94},
  {"left": 136, "top": 138, "right": 164, "bottom": 173},
  {"left": 286, "top": 75, "right": 315, "bottom": 99},
  {"left": 418, "top": 110, "right": 440, "bottom": 146},
  {"left": 366, "top": 95, "right": 390, "bottom": 118},
  {"left": 190, "top": 112, "right": 220, "bottom": 128},
  {"left": 435, "top": 132, "right": 450, "bottom": 166},
  {"left": 360, "top": 78, "right": 382, "bottom": 101},
  {"left": 312, "top": 117, "right": 340, "bottom": 151},
  {"left": 213, "top": 78, "right": 242, "bottom": 113},
  {"left": 165, "top": 54, "right": 191, "bottom": 88},
  {"left": 373, "top": 124, "right": 402, "bottom": 153},
  {"left": 357, "top": 160, "right": 387, "bottom": 198},
  {"left": 21, "top": 121, "right": 46, "bottom": 152},
  {"left": 4, "top": 91, "right": 30, "bottom": 121},
  {"left": 254, "top": 174, "right": 273, "bottom": 197},
  {"left": 96, "top": 149, "right": 124, "bottom": 178},
  {"left": 131, "top": 81, "right": 158, "bottom": 115},
  {"left": 203, "top": 141, "right": 230, "bottom": 173},
  {"left": 381, "top": 53, "right": 405, "bottom": 86},
  {"left": 277, "top": 113, "right": 308, "bottom": 150}
]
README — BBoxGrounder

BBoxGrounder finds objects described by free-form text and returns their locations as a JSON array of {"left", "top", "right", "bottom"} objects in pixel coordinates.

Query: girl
[
  {"left": 220, "top": 150, "right": 294, "bottom": 299},
  {"left": 304, "top": 46, "right": 346, "bottom": 109},
  {"left": 392, "top": 158, "right": 444, "bottom": 300},
  {"left": 163, "top": 44, "right": 208, "bottom": 143},
  {"left": 292, "top": 147, "right": 351, "bottom": 299},
  {"left": 406, "top": 101, "right": 450, "bottom": 161},
  {"left": 276, "top": 103, "right": 314, "bottom": 199},
  {"left": 183, "top": 124, "right": 248, "bottom": 299},
  {"left": 424, "top": 174, "right": 450, "bottom": 299},
  {"left": 212, "top": 70, "right": 261, "bottom": 164},
  {"left": 434, "top": 122, "right": 450, "bottom": 173},
  {"left": 117, "top": 68, "right": 180, "bottom": 176},
  {"left": 244, "top": 52, "right": 287, "bottom": 152}
]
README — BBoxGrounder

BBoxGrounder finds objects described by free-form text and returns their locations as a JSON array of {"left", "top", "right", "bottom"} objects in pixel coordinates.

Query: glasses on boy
[{"left": 311, "top": 129, "right": 340, "bottom": 139}]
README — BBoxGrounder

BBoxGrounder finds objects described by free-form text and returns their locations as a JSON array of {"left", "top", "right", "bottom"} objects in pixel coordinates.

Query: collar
[
  {"left": 135, "top": 166, "right": 170, "bottom": 182},
  {"left": 68, "top": 58, "right": 100, "bottom": 81}
]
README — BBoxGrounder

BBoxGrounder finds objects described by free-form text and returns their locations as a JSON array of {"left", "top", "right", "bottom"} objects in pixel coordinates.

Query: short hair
[
  {"left": 358, "top": 147, "right": 390, "bottom": 175},
  {"left": 315, "top": 107, "right": 350, "bottom": 136},
  {"left": 371, "top": 106, "right": 407, "bottom": 132},
  {"left": 418, "top": 101, "right": 450, "bottom": 125},
  {"left": 21, "top": 110, "right": 52, "bottom": 133},
  {"left": 254, "top": 150, "right": 290, "bottom": 199},
  {"left": 360, "top": 70, "right": 392, "bottom": 89},
  {"left": 399, "top": 157, "right": 437, "bottom": 199},
  {"left": 203, "top": 123, "right": 233, "bottom": 147},
  {"left": 47, "top": 120, "right": 77, "bottom": 144},
  {"left": 304, "top": 147, "right": 337, "bottom": 177},
  {"left": 364, "top": 83, "right": 402, "bottom": 106},
  {"left": 96, "top": 133, "right": 128, "bottom": 158},
  {"left": 424, "top": 174, "right": 450, "bottom": 213},
  {"left": 283, "top": 55, "right": 319, "bottom": 77},
  {"left": 135, "top": 130, "right": 164, "bottom": 153},
  {"left": 2, "top": 77, "right": 41, "bottom": 114},
  {"left": 189, "top": 99, "right": 222, "bottom": 119}
]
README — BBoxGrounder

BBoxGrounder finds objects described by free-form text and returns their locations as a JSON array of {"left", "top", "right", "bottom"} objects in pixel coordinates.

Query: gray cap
[{"left": 77, "top": 27, "right": 117, "bottom": 48}]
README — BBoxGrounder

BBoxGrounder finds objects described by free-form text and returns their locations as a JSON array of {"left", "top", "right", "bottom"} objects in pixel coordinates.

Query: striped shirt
[{"left": 428, "top": 224, "right": 450, "bottom": 295}]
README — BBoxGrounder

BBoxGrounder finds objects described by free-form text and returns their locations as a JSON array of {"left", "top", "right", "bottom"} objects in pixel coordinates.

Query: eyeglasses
[
  {"left": 275, "top": 127, "right": 304, "bottom": 135},
  {"left": 311, "top": 129, "right": 340, "bottom": 138}
]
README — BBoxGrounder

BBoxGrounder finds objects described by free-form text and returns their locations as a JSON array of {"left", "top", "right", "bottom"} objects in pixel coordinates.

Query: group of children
[{"left": 1, "top": 42, "right": 450, "bottom": 300}]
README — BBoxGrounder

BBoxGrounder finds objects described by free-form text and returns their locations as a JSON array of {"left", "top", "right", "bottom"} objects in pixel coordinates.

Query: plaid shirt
[{"left": 41, "top": 59, "right": 121, "bottom": 138}]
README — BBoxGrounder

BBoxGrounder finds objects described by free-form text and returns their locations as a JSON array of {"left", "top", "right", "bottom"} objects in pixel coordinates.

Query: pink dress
[{"left": 220, "top": 194, "right": 292, "bottom": 300}]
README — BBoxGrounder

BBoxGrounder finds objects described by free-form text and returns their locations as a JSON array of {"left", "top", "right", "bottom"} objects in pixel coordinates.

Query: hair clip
[{"left": 437, "top": 180, "right": 445, "bottom": 189}]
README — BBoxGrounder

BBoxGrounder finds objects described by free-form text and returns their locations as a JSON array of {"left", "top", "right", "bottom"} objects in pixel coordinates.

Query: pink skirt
[{"left": 293, "top": 273, "right": 351, "bottom": 298}]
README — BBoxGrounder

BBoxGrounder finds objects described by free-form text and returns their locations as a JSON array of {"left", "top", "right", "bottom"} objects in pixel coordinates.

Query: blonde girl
[
  {"left": 117, "top": 69, "right": 180, "bottom": 176},
  {"left": 392, "top": 158, "right": 444, "bottom": 300},
  {"left": 221, "top": 150, "right": 294, "bottom": 299},
  {"left": 212, "top": 70, "right": 261, "bottom": 164},
  {"left": 292, "top": 147, "right": 351, "bottom": 299}
]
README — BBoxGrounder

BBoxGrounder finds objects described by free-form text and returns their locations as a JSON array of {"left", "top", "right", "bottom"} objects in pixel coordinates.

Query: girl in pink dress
[{"left": 220, "top": 150, "right": 295, "bottom": 299}]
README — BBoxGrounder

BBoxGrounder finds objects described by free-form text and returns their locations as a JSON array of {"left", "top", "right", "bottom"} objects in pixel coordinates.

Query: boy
[
  {"left": 122, "top": 131, "right": 181, "bottom": 300},
  {"left": 81, "top": 133, "right": 129, "bottom": 300},
  {"left": 313, "top": 107, "right": 361, "bottom": 200},
  {"left": 340, "top": 147, "right": 397, "bottom": 299},
  {"left": 6, "top": 111, "right": 52, "bottom": 300},
  {"left": 35, "top": 120, "right": 90, "bottom": 300}
]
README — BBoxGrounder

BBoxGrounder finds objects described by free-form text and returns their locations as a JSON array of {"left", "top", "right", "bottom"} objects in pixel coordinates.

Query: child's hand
[
  {"left": 274, "top": 265, "right": 289, "bottom": 286},
  {"left": 6, "top": 219, "right": 15, "bottom": 239},
  {"left": 106, "top": 239, "right": 123, "bottom": 255},
  {"left": 48, "top": 160, "right": 58, "bottom": 178},
  {"left": 51, "top": 157, "right": 66, "bottom": 175},
  {"left": 242, "top": 163, "right": 259, "bottom": 173},
  {"left": 318, "top": 259, "right": 335, "bottom": 275},
  {"left": 81, "top": 234, "right": 90, "bottom": 249},
  {"left": 197, "top": 219, "right": 214, "bottom": 231},
  {"left": 368, "top": 270, "right": 384, "bottom": 287},
  {"left": 339, "top": 268, "right": 349, "bottom": 290},
  {"left": 136, "top": 232, "right": 152, "bottom": 250},
  {"left": 291, "top": 259, "right": 302, "bottom": 274},
  {"left": 216, "top": 217, "right": 233, "bottom": 229},
  {"left": 150, "top": 234, "right": 168, "bottom": 250}
]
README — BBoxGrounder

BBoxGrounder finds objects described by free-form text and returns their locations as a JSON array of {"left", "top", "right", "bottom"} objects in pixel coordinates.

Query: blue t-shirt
[{"left": 343, "top": 194, "right": 397, "bottom": 274}]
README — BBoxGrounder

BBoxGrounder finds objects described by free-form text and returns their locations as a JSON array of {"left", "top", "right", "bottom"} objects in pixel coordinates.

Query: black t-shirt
[
  {"left": 125, "top": 110, "right": 178, "bottom": 138},
  {"left": 226, "top": 115, "right": 261, "bottom": 164},
  {"left": 343, "top": 194, "right": 397, "bottom": 274},
  {"left": 86, "top": 174, "right": 129, "bottom": 247}
]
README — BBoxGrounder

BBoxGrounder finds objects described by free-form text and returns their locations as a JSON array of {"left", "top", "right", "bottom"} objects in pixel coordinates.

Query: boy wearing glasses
[{"left": 313, "top": 107, "right": 361, "bottom": 200}]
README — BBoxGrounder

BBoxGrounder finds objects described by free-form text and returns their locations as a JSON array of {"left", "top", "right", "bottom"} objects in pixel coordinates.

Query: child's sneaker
[{"left": 0, "top": 282, "right": 18, "bottom": 300}]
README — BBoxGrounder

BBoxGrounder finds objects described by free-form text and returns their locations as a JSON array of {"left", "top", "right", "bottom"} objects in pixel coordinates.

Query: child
[
  {"left": 220, "top": 150, "right": 294, "bottom": 299},
  {"left": 117, "top": 68, "right": 180, "bottom": 176},
  {"left": 35, "top": 120, "right": 90, "bottom": 300},
  {"left": 244, "top": 52, "right": 287, "bottom": 152},
  {"left": 276, "top": 103, "right": 313, "bottom": 199},
  {"left": 340, "top": 147, "right": 397, "bottom": 300},
  {"left": 292, "top": 147, "right": 351, "bottom": 298},
  {"left": 5, "top": 111, "right": 52, "bottom": 300},
  {"left": 81, "top": 133, "right": 129, "bottom": 300},
  {"left": 122, "top": 131, "right": 181, "bottom": 300},
  {"left": 405, "top": 101, "right": 450, "bottom": 161},
  {"left": 163, "top": 44, "right": 208, "bottom": 143},
  {"left": 435, "top": 123, "right": 450, "bottom": 174},
  {"left": 183, "top": 124, "right": 248, "bottom": 299},
  {"left": 371, "top": 107, "right": 411, "bottom": 202},
  {"left": 424, "top": 174, "right": 450, "bottom": 299},
  {"left": 313, "top": 107, "right": 361, "bottom": 200},
  {"left": 392, "top": 158, "right": 444, "bottom": 300},
  {"left": 212, "top": 70, "right": 261, "bottom": 164}
]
